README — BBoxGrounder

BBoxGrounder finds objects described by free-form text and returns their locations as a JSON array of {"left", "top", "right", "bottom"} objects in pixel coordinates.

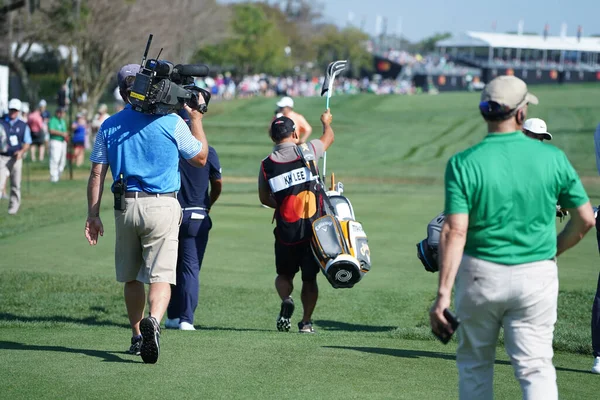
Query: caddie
[{"left": 258, "top": 110, "right": 333, "bottom": 334}]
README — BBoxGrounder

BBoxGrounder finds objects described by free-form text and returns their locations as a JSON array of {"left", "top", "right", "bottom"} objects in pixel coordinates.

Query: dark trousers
[
  {"left": 593, "top": 273, "right": 600, "bottom": 357},
  {"left": 593, "top": 213, "right": 600, "bottom": 357},
  {"left": 167, "top": 210, "right": 212, "bottom": 324}
]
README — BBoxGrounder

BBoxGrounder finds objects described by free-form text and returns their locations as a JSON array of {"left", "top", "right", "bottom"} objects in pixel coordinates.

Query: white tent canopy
[{"left": 437, "top": 31, "right": 600, "bottom": 53}]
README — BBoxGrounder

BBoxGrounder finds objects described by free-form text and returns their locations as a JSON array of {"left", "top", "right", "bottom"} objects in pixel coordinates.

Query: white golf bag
[
  {"left": 295, "top": 144, "right": 371, "bottom": 289},
  {"left": 310, "top": 181, "right": 371, "bottom": 289}
]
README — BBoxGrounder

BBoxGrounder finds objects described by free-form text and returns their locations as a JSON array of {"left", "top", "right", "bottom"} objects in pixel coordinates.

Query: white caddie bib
[{"left": 268, "top": 166, "right": 317, "bottom": 193}]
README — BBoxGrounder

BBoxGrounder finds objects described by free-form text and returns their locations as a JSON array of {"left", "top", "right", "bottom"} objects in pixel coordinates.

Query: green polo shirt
[
  {"left": 48, "top": 116, "right": 67, "bottom": 141},
  {"left": 444, "top": 131, "right": 589, "bottom": 265}
]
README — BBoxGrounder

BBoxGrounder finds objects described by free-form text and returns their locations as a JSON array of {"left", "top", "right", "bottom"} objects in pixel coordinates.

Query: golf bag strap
[
  {"left": 295, "top": 144, "right": 350, "bottom": 254},
  {"left": 295, "top": 144, "right": 335, "bottom": 216}
]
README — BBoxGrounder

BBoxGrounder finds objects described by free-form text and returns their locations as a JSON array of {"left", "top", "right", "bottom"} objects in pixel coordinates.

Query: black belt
[{"left": 124, "top": 191, "right": 177, "bottom": 199}]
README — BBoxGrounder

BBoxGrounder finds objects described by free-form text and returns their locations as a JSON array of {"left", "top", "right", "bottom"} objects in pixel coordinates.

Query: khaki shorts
[{"left": 114, "top": 196, "right": 182, "bottom": 284}]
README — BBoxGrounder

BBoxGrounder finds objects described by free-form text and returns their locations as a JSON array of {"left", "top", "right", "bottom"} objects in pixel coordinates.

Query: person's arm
[
  {"left": 317, "top": 109, "right": 334, "bottom": 151},
  {"left": 208, "top": 148, "right": 222, "bottom": 207},
  {"left": 48, "top": 119, "right": 59, "bottom": 135},
  {"left": 557, "top": 202, "right": 595, "bottom": 256},
  {"left": 186, "top": 105, "right": 209, "bottom": 167},
  {"left": 258, "top": 165, "right": 277, "bottom": 208},
  {"left": 556, "top": 151, "right": 595, "bottom": 256},
  {"left": 430, "top": 156, "right": 469, "bottom": 338},
  {"left": 85, "top": 162, "right": 109, "bottom": 245},
  {"left": 174, "top": 107, "right": 208, "bottom": 168},
  {"left": 430, "top": 213, "right": 468, "bottom": 338},
  {"left": 15, "top": 125, "right": 31, "bottom": 159},
  {"left": 298, "top": 115, "right": 313, "bottom": 144},
  {"left": 594, "top": 123, "right": 600, "bottom": 175},
  {"left": 209, "top": 178, "right": 222, "bottom": 207}
]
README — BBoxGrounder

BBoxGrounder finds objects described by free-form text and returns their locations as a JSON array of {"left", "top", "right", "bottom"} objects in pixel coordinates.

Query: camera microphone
[{"left": 173, "top": 64, "right": 209, "bottom": 77}]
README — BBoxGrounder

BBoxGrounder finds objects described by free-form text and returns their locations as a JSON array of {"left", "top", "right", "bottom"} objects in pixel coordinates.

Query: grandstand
[{"left": 436, "top": 31, "right": 600, "bottom": 86}]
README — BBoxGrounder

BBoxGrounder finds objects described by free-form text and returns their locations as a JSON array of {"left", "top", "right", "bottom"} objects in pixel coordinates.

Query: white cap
[
  {"left": 39, "top": 99, "right": 47, "bottom": 108},
  {"left": 523, "top": 118, "right": 552, "bottom": 140},
  {"left": 8, "top": 98, "right": 22, "bottom": 111},
  {"left": 276, "top": 96, "right": 294, "bottom": 108}
]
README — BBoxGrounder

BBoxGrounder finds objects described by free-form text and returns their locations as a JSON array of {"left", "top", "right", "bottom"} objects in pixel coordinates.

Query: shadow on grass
[
  {"left": 324, "top": 346, "right": 591, "bottom": 374},
  {"left": 0, "top": 313, "right": 130, "bottom": 329},
  {"left": 0, "top": 341, "right": 137, "bottom": 363},
  {"left": 197, "top": 326, "right": 272, "bottom": 333},
  {"left": 315, "top": 320, "right": 396, "bottom": 333}
]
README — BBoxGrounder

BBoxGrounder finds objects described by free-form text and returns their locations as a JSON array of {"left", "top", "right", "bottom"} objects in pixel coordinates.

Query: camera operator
[{"left": 84, "top": 64, "right": 209, "bottom": 364}]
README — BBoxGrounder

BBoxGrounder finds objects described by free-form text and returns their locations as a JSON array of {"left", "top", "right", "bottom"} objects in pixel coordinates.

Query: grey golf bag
[{"left": 416, "top": 212, "right": 444, "bottom": 273}]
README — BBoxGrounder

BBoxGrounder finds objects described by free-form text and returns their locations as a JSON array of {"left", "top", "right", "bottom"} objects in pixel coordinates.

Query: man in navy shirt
[
  {"left": 0, "top": 98, "right": 31, "bottom": 215},
  {"left": 85, "top": 64, "right": 210, "bottom": 364},
  {"left": 166, "top": 111, "right": 222, "bottom": 329}
]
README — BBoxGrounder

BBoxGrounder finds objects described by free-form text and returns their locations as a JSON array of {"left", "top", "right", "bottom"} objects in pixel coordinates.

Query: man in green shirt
[
  {"left": 48, "top": 107, "right": 68, "bottom": 183},
  {"left": 429, "top": 75, "right": 595, "bottom": 400}
]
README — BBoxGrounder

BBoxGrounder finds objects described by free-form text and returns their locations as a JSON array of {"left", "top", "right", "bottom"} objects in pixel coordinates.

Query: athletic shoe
[
  {"left": 140, "top": 316, "right": 161, "bottom": 364},
  {"left": 126, "top": 335, "right": 142, "bottom": 355},
  {"left": 179, "top": 321, "right": 196, "bottom": 331},
  {"left": 165, "top": 318, "right": 180, "bottom": 329},
  {"left": 592, "top": 357, "right": 600, "bottom": 374},
  {"left": 276, "top": 298, "right": 295, "bottom": 332},
  {"left": 298, "top": 321, "right": 316, "bottom": 334}
]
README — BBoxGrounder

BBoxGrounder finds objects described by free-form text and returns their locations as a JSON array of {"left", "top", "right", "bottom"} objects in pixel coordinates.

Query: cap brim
[
  {"left": 276, "top": 101, "right": 285, "bottom": 107},
  {"left": 526, "top": 93, "right": 539, "bottom": 105},
  {"left": 542, "top": 132, "right": 552, "bottom": 140}
]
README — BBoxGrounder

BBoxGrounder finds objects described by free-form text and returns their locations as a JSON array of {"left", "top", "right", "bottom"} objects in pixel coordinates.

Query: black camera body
[{"left": 129, "top": 35, "right": 211, "bottom": 115}]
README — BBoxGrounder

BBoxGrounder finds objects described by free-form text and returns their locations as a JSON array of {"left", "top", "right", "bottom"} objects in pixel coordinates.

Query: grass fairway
[{"left": 1, "top": 85, "right": 600, "bottom": 399}]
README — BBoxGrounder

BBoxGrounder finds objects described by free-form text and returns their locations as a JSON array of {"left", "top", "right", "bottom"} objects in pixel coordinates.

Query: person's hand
[
  {"left": 184, "top": 104, "right": 203, "bottom": 122},
  {"left": 15, "top": 151, "right": 23, "bottom": 160},
  {"left": 429, "top": 294, "right": 453, "bottom": 340},
  {"left": 320, "top": 109, "right": 332, "bottom": 126},
  {"left": 85, "top": 216, "right": 104, "bottom": 246}
]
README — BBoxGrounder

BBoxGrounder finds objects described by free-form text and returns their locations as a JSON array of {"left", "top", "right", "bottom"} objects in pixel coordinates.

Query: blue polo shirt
[
  {"left": 90, "top": 105, "right": 202, "bottom": 193},
  {"left": 178, "top": 146, "right": 221, "bottom": 209}
]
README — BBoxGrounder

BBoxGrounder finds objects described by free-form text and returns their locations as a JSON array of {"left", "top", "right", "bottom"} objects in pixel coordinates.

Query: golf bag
[
  {"left": 296, "top": 144, "right": 371, "bottom": 288},
  {"left": 416, "top": 212, "right": 445, "bottom": 273}
]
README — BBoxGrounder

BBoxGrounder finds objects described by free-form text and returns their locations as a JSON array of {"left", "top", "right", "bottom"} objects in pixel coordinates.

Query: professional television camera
[{"left": 129, "top": 34, "right": 212, "bottom": 115}]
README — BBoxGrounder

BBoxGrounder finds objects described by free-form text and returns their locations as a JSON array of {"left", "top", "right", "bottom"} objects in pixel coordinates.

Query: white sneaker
[
  {"left": 179, "top": 321, "right": 196, "bottom": 331},
  {"left": 164, "top": 318, "right": 180, "bottom": 329},
  {"left": 592, "top": 357, "right": 600, "bottom": 374}
]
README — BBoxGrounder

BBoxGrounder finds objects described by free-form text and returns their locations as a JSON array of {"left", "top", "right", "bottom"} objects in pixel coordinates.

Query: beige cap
[{"left": 481, "top": 76, "right": 538, "bottom": 109}]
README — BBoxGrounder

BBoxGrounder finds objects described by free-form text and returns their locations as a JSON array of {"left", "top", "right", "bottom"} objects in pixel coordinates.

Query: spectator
[
  {"left": 27, "top": 100, "right": 47, "bottom": 162},
  {"left": 90, "top": 104, "right": 110, "bottom": 148},
  {"left": 273, "top": 97, "right": 312, "bottom": 143},
  {"left": 57, "top": 84, "right": 69, "bottom": 108},
  {"left": 71, "top": 112, "right": 87, "bottom": 167},
  {"left": 430, "top": 76, "right": 594, "bottom": 399},
  {"left": 48, "top": 108, "right": 68, "bottom": 183},
  {"left": 0, "top": 98, "right": 31, "bottom": 215}
]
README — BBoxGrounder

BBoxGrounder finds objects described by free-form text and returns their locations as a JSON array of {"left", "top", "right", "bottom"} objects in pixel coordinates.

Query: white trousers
[
  {"left": 49, "top": 139, "right": 67, "bottom": 182},
  {"left": 0, "top": 155, "right": 22, "bottom": 214},
  {"left": 455, "top": 255, "right": 558, "bottom": 400}
]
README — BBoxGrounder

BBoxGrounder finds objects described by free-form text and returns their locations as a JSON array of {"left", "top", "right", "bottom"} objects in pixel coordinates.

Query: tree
[
  {"left": 6, "top": 0, "right": 228, "bottom": 111},
  {"left": 415, "top": 32, "right": 452, "bottom": 53},
  {"left": 312, "top": 25, "right": 372, "bottom": 77},
  {"left": 195, "top": 3, "right": 291, "bottom": 75}
]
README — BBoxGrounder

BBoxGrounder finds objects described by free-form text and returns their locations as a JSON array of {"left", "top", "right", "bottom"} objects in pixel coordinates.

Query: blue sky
[{"left": 219, "top": 0, "right": 599, "bottom": 41}]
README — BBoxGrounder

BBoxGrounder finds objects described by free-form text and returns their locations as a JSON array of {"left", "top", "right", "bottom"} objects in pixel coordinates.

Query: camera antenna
[
  {"left": 140, "top": 34, "right": 153, "bottom": 68},
  {"left": 156, "top": 48, "right": 163, "bottom": 61}
]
